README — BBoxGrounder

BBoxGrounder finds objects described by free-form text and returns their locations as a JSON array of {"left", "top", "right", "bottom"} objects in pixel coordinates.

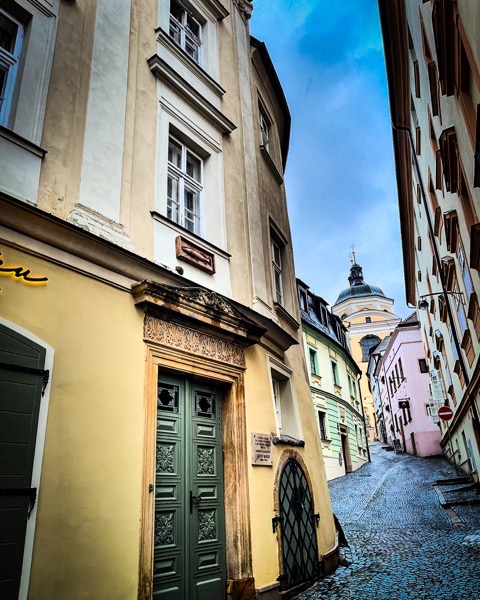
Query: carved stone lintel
[
  {"left": 234, "top": 0, "right": 253, "bottom": 20},
  {"left": 144, "top": 315, "right": 246, "bottom": 368},
  {"left": 176, "top": 235, "right": 215, "bottom": 274}
]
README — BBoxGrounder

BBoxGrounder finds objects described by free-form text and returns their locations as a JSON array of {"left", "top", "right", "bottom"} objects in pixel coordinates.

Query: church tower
[{"left": 332, "top": 255, "right": 402, "bottom": 441}]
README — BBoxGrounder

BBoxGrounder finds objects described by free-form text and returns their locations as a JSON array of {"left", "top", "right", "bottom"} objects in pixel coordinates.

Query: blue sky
[{"left": 250, "top": 1, "right": 410, "bottom": 317}]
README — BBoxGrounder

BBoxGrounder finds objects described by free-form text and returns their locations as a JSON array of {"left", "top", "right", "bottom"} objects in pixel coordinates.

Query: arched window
[{"left": 360, "top": 335, "right": 381, "bottom": 362}]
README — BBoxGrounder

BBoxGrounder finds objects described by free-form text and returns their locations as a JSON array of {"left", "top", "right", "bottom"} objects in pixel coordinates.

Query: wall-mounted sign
[
  {"left": 251, "top": 433, "right": 273, "bottom": 466},
  {"left": 0, "top": 251, "right": 48, "bottom": 290},
  {"left": 176, "top": 236, "right": 215, "bottom": 274}
]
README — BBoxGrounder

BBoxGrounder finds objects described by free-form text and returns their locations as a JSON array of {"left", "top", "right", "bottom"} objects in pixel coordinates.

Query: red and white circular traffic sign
[{"left": 438, "top": 406, "right": 454, "bottom": 421}]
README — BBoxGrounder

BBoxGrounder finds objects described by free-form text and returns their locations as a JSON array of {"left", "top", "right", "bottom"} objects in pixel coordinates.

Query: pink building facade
[{"left": 371, "top": 314, "right": 441, "bottom": 457}]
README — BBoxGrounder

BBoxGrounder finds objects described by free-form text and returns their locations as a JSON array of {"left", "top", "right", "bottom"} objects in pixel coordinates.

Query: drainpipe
[
  {"left": 392, "top": 123, "right": 480, "bottom": 443},
  {"left": 357, "top": 372, "right": 371, "bottom": 463}
]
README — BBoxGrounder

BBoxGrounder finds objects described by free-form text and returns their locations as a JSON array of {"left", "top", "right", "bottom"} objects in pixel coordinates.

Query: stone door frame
[{"left": 138, "top": 315, "right": 254, "bottom": 599}]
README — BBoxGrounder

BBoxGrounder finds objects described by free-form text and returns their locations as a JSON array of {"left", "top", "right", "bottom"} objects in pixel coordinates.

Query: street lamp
[{"left": 417, "top": 291, "right": 464, "bottom": 311}]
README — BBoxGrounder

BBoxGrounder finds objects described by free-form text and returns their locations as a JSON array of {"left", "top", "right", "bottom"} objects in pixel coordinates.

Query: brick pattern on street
[{"left": 296, "top": 443, "right": 480, "bottom": 600}]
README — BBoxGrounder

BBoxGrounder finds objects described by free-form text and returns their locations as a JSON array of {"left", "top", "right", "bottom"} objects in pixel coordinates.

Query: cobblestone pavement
[{"left": 297, "top": 442, "right": 480, "bottom": 600}]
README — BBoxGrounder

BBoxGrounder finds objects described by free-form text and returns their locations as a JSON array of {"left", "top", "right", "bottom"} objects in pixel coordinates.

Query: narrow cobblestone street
[{"left": 298, "top": 443, "right": 480, "bottom": 600}]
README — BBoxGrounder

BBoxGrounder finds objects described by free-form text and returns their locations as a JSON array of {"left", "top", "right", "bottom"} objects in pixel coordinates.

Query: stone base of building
[{"left": 227, "top": 577, "right": 257, "bottom": 600}]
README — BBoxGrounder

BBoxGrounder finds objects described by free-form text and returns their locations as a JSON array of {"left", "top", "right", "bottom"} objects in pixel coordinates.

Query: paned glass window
[
  {"left": 458, "top": 242, "right": 473, "bottom": 297},
  {"left": 272, "top": 239, "right": 283, "bottom": 305},
  {"left": 309, "top": 349, "right": 317, "bottom": 375},
  {"left": 259, "top": 108, "right": 270, "bottom": 151},
  {"left": 169, "top": 0, "right": 202, "bottom": 63},
  {"left": 0, "top": 9, "right": 23, "bottom": 126},
  {"left": 167, "top": 136, "right": 202, "bottom": 234}
]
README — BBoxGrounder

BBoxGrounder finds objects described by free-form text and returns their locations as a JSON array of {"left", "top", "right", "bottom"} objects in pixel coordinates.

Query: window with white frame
[
  {"left": 0, "top": 8, "right": 23, "bottom": 126},
  {"left": 331, "top": 360, "right": 340, "bottom": 386},
  {"left": 270, "top": 361, "right": 301, "bottom": 439},
  {"left": 167, "top": 136, "right": 202, "bottom": 234},
  {"left": 259, "top": 106, "right": 270, "bottom": 151},
  {"left": 298, "top": 287, "right": 308, "bottom": 311},
  {"left": 309, "top": 348, "right": 318, "bottom": 375},
  {"left": 169, "top": 0, "right": 202, "bottom": 63},
  {"left": 271, "top": 239, "right": 283, "bottom": 305}
]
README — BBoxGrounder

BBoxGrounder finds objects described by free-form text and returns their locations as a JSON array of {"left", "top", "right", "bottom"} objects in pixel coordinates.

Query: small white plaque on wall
[{"left": 251, "top": 433, "right": 273, "bottom": 466}]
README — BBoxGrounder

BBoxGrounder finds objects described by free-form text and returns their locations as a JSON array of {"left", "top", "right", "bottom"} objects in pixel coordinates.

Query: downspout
[
  {"left": 357, "top": 372, "right": 371, "bottom": 463},
  {"left": 392, "top": 123, "right": 480, "bottom": 442}
]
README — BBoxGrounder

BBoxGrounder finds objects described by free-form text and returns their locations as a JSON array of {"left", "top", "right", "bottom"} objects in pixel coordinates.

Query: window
[
  {"left": 360, "top": 335, "right": 381, "bottom": 362},
  {"left": 458, "top": 240, "right": 473, "bottom": 297},
  {"left": 0, "top": 8, "right": 23, "bottom": 126},
  {"left": 419, "top": 358, "right": 428, "bottom": 373},
  {"left": 399, "top": 358, "right": 404, "bottom": 380},
  {"left": 366, "top": 316, "right": 371, "bottom": 323},
  {"left": 167, "top": 136, "right": 202, "bottom": 234},
  {"left": 271, "top": 239, "right": 283, "bottom": 305},
  {"left": 331, "top": 361, "right": 339, "bottom": 386},
  {"left": 270, "top": 361, "right": 301, "bottom": 439},
  {"left": 318, "top": 411, "right": 328, "bottom": 441},
  {"left": 169, "top": 0, "right": 202, "bottom": 63},
  {"left": 298, "top": 288, "right": 308, "bottom": 311},
  {"left": 309, "top": 349, "right": 317, "bottom": 375},
  {"left": 259, "top": 106, "right": 270, "bottom": 151},
  {"left": 453, "top": 282, "right": 468, "bottom": 333}
]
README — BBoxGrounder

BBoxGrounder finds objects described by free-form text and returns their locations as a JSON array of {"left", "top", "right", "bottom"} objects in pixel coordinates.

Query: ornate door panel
[
  {"left": 153, "top": 375, "right": 225, "bottom": 599},
  {"left": 278, "top": 459, "right": 319, "bottom": 590},
  {"left": 0, "top": 325, "right": 46, "bottom": 600}
]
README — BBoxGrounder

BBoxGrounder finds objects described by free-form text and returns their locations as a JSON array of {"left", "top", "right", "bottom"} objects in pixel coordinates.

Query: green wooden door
[
  {"left": 153, "top": 374, "right": 226, "bottom": 599},
  {"left": 0, "top": 324, "right": 46, "bottom": 599}
]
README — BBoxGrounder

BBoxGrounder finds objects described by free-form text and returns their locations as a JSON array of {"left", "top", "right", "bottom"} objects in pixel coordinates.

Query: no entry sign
[{"left": 438, "top": 406, "right": 454, "bottom": 421}]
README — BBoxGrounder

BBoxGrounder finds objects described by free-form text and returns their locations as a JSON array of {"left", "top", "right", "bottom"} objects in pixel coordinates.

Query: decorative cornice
[
  {"left": 147, "top": 55, "right": 236, "bottom": 134},
  {"left": 202, "top": 0, "right": 230, "bottom": 20},
  {"left": 132, "top": 281, "right": 266, "bottom": 344},
  {"left": 144, "top": 315, "right": 246, "bottom": 367},
  {"left": 156, "top": 29, "right": 226, "bottom": 98},
  {"left": 0, "top": 125, "right": 47, "bottom": 158},
  {"left": 233, "top": 0, "right": 253, "bottom": 21}
]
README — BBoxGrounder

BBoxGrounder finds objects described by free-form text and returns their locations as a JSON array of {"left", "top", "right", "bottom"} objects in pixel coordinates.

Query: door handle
[{"left": 189, "top": 491, "right": 202, "bottom": 513}]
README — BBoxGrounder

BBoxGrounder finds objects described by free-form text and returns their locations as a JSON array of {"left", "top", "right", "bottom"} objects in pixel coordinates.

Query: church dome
[{"left": 334, "top": 262, "right": 385, "bottom": 305}]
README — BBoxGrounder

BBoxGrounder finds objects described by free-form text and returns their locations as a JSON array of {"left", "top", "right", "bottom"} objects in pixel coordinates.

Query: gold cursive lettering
[{"left": 0, "top": 252, "right": 48, "bottom": 284}]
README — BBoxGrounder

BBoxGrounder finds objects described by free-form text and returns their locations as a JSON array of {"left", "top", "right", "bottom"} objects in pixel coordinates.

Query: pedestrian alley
[{"left": 297, "top": 443, "right": 480, "bottom": 600}]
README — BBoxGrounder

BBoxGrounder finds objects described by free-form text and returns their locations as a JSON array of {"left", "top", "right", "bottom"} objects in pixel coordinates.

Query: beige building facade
[
  {"left": 380, "top": 0, "right": 480, "bottom": 480},
  {"left": 298, "top": 281, "right": 369, "bottom": 480},
  {"left": 332, "top": 261, "right": 402, "bottom": 442},
  {"left": 0, "top": 1, "right": 338, "bottom": 599}
]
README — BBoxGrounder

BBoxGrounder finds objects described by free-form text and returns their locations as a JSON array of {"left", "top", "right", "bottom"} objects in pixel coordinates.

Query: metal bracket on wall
[
  {"left": 272, "top": 515, "right": 283, "bottom": 533},
  {"left": 0, "top": 362, "right": 49, "bottom": 396}
]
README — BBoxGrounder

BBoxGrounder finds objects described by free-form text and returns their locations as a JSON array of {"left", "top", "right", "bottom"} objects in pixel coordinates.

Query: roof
[
  {"left": 334, "top": 262, "right": 386, "bottom": 305},
  {"left": 398, "top": 311, "right": 418, "bottom": 327}
]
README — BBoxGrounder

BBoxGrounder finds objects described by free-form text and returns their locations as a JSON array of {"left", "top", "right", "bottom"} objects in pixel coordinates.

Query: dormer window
[
  {"left": 169, "top": 0, "right": 202, "bottom": 64},
  {"left": 298, "top": 288, "right": 308, "bottom": 311}
]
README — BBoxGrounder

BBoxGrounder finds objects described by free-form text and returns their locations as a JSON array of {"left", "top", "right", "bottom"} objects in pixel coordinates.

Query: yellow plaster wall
[
  {"left": 243, "top": 344, "right": 335, "bottom": 588},
  {"left": 0, "top": 247, "right": 145, "bottom": 600}
]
